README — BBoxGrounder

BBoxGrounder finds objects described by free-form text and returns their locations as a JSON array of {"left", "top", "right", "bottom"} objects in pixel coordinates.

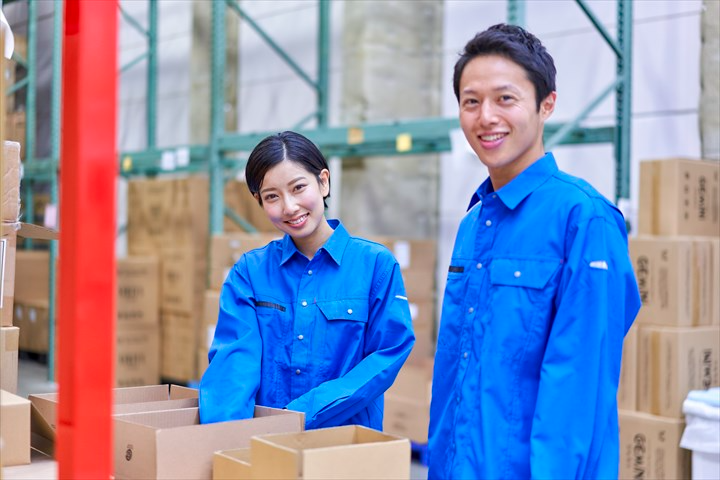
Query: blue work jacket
[
  {"left": 199, "top": 220, "right": 415, "bottom": 430},
  {"left": 428, "top": 153, "right": 641, "bottom": 479}
]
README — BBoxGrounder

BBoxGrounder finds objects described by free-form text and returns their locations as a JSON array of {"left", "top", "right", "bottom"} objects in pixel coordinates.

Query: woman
[{"left": 199, "top": 131, "right": 415, "bottom": 430}]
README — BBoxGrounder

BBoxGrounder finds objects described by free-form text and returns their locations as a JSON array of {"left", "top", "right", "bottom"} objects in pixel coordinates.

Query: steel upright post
[{"left": 57, "top": 1, "right": 117, "bottom": 477}]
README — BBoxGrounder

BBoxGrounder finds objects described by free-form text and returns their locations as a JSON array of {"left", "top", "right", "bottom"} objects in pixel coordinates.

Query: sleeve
[
  {"left": 530, "top": 214, "right": 641, "bottom": 478},
  {"left": 285, "top": 260, "right": 416, "bottom": 429},
  {"left": 199, "top": 256, "right": 262, "bottom": 424}
]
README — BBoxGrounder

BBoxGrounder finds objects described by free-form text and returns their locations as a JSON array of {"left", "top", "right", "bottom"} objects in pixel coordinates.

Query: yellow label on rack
[
  {"left": 396, "top": 133, "right": 412, "bottom": 152},
  {"left": 347, "top": 127, "right": 364, "bottom": 145}
]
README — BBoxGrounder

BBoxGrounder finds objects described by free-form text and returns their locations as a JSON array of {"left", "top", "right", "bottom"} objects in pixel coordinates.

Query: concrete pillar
[
  {"left": 701, "top": 0, "right": 720, "bottom": 161},
  {"left": 190, "top": 1, "right": 239, "bottom": 143},
  {"left": 340, "top": 1, "right": 443, "bottom": 237}
]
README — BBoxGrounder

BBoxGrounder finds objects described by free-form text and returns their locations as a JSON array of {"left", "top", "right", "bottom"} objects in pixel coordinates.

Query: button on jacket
[
  {"left": 428, "top": 153, "right": 641, "bottom": 479},
  {"left": 200, "top": 220, "right": 415, "bottom": 430}
]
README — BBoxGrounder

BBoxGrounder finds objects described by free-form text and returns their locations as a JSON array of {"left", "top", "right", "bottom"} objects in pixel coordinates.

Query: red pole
[{"left": 58, "top": 1, "right": 117, "bottom": 478}]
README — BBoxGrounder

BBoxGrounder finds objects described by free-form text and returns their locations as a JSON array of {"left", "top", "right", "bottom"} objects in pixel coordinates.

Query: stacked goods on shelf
[
  {"left": 1, "top": 141, "right": 56, "bottom": 393},
  {"left": 127, "top": 176, "right": 209, "bottom": 382},
  {"left": 116, "top": 257, "right": 161, "bottom": 386},
  {"left": 12, "top": 251, "right": 162, "bottom": 386},
  {"left": 620, "top": 158, "right": 720, "bottom": 479}
]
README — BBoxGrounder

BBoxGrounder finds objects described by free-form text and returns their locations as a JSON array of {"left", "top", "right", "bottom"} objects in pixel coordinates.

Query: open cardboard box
[
  {"left": 0, "top": 389, "right": 31, "bottom": 467},
  {"left": 114, "top": 406, "right": 305, "bottom": 480},
  {"left": 240, "top": 425, "right": 411, "bottom": 480},
  {"left": 29, "top": 384, "right": 198, "bottom": 456},
  {"left": 213, "top": 448, "right": 251, "bottom": 480}
]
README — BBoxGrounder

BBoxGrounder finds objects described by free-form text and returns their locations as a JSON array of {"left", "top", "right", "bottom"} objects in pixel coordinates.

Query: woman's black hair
[
  {"left": 245, "top": 131, "right": 331, "bottom": 208},
  {"left": 453, "top": 23, "right": 556, "bottom": 111}
]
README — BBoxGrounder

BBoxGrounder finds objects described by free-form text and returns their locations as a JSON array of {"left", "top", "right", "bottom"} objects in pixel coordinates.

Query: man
[{"left": 427, "top": 24, "right": 641, "bottom": 479}]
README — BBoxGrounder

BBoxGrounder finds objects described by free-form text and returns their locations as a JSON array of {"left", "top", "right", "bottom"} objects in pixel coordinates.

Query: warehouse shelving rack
[{"left": 6, "top": 0, "right": 632, "bottom": 425}]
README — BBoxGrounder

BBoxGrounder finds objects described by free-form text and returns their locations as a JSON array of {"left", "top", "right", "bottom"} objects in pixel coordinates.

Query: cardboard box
[
  {"left": 637, "top": 326, "right": 720, "bottom": 418},
  {"left": 384, "top": 360, "right": 432, "bottom": 443},
  {"left": 630, "top": 236, "right": 715, "bottom": 326},
  {"left": 383, "top": 395, "right": 430, "bottom": 444},
  {"left": 114, "top": 406, "right": 304, "bottom": 480},
  {"left": 638, "top": 158, "right": 720, "bottom": 237},
  {"left": 1, "top": 141, "right": 21, "bottom": 327},
  {"left": 712, "top": 238, "right": 720, "bottom": 325},
  {"left": 617, "top": 325, "right": 638, "bottom": 411},
  {"left": 29, "top": 384, "right": 198, "bottom": 457},
  {"left": 0, "top": 389, "right": 31, "bottom": 466},
  {"left": 127, "top": 176, "right": 209, "bottom": 256},
  {"left": 118, "top": 256, "right": 160, "bottom": 325},
  {"left": 117, "top": 323, "right": 161, "bottom": 387},
  {"left": 209, "top": 233, "right": 280, "bottom": 290},
  {"left": 213, "top": 448, "right": 251, "bottom": 480},
  {"left": 248, "top": 425, "right": 410, "bottom": 480},
  {"left": 14, "top": 300, "right": 52, "bottom": 354},
  {"left": 160, "top": 247, "right": 206, "bottom": 316},
  {"left": 160, "top": 322, "right": 198, "bottom": 382},
  {"left": 0, "top": 326, "right": 18, "bottom": 393},
  {"left": 618, "top": 410, "right": 690, "bottom": 479},
  {"left": 13, "top": 249, "right": 49, "bottom": 305}
]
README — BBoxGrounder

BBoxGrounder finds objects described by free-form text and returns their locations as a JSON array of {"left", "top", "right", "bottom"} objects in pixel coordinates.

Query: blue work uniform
[
  {"left": 199, "top": 219, "right": 415, "bottom": 430},
  {"left": 428, "top": 153, "right": 641, "bottom": 479}
]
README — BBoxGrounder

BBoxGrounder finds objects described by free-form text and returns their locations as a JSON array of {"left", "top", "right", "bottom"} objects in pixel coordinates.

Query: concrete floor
[{"left": 17, "top": 356, "right": 429, "bottom": 480}]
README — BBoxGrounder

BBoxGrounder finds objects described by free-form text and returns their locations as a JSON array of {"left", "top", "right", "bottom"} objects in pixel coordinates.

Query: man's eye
[{"left": 499, "top": 95, "right": 514, "bottom": 102}]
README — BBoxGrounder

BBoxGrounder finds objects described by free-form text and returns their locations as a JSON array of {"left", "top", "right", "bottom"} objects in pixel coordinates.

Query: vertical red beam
[{"left": 58, "top": 1, "right": 117, "bottom": 478}]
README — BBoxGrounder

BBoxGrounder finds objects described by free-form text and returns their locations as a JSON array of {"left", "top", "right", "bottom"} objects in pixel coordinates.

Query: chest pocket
[
  {"left": 316, "top": 299, "right": 369, "bottom": 323},
  {"left": 316, "top": 299, "right": 369, "bottom": 366},
  {"left": 489, "top": 258, "right": 559, "bottom": 290},
  {"left": 485, "top": 258, "right": 561, "bottom": 358}
]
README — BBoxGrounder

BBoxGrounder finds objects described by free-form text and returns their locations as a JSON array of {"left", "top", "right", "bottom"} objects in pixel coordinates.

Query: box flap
[{"left": 17, "top": 223, "right": 59, "bottom": 240}]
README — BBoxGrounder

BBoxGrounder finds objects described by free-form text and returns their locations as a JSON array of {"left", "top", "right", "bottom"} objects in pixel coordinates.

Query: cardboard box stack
[
  {"left": 620, "top": 158, "right": 720, "bottom": 479},
  {"left": 0, "top": 390, "right": 31, "bottom": 467},
  {"left": 12, "top": 251, "right": 161, "bottom": 386},
  {"left": 366, "top": 236, "right": 437, "bottom": 445},
  {"left": 127, "top": 176, "right": 209, "bottom": 382}
]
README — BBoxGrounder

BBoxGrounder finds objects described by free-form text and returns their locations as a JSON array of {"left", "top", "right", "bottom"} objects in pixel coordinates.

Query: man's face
[{"left": 458, "top": 54, "right": 555, "bottom": 188}]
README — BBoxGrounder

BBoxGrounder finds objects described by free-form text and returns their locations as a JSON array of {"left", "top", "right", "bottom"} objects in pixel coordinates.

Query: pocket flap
[
  {"left": 316, "top": 299, "right": 369, "bottom": 322},
  {"left": 490, "top": 258, "right": 560, "bottom": 290}
]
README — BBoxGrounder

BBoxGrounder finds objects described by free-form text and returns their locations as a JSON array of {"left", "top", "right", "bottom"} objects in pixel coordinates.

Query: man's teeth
[{"left": 480, "top": 133, "right": 505, "bottom": 141}]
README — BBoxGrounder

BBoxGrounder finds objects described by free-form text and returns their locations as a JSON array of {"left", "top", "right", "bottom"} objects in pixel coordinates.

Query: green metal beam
[
  {"left": 317, "top": 0, "right": 330, "bottom": 127},
  {"left": 225, "top": 0, "right": 317, "bottom": 92},
  {"left": 575, "top": 0, "right": 622, "bottom": 57},
  {"left": 119, "top": 4, "right": 150, "bottom": 38},
  {"left": 119, "top": 52, "right": 149, "bottom": 74},
  {"left": 507, "top": 0, "right": 526, "bottom": 27},
  {"left": 545, "top": 78, "right": 622, "bottom": 149},
  {"left": 615, "top": 0, "right": 632, "bottom": 201},
  {"left": 224, "top": 206, "right": 257, "bottom": 233},
  {"left": 48, "top": 0, "right": 63, "bottom": 382},
  {"left": 147, "top": 0, "right": 157, "bottom": 148},
  {"left": 23, "top": 0, "right": 38, "bottom": 249},
  {"left": 209, "top": 1, "right": 226, "bottom": 235}
]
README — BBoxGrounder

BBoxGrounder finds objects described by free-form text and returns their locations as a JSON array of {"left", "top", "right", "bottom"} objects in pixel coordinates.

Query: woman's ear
[
  {"left": 253, "top": 192, "right": 263, "bottom": 206},
  {"left": 318, "top": 169, "right": 330, "bottom": 197}
]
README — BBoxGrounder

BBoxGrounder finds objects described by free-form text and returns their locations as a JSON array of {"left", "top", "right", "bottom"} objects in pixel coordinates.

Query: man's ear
[{"left": 540, "top": 91, "right": 556, "bottom": 120}]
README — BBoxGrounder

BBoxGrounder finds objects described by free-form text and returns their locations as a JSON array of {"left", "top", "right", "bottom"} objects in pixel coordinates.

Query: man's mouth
[{"left": 480, "top": 133, "right": 507, "bottom": 141}]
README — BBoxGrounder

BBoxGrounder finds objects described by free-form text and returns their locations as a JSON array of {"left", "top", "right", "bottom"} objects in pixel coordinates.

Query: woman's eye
[
  {"left": 294, "top": 184, "right": 307, "bottom": 192},
  {"left": 263, "top": 193, "right": 278, "bottom": 202}
]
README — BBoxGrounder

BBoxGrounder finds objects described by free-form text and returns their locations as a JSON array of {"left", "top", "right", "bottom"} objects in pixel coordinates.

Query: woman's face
[{"left": 256, "top": 159, "right": 331, "bottom": 251}]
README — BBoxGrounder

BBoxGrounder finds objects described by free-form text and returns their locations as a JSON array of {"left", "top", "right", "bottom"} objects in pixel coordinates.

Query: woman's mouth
[{"left": 286, "top": 214, "right": 308, "bottom": 226}]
